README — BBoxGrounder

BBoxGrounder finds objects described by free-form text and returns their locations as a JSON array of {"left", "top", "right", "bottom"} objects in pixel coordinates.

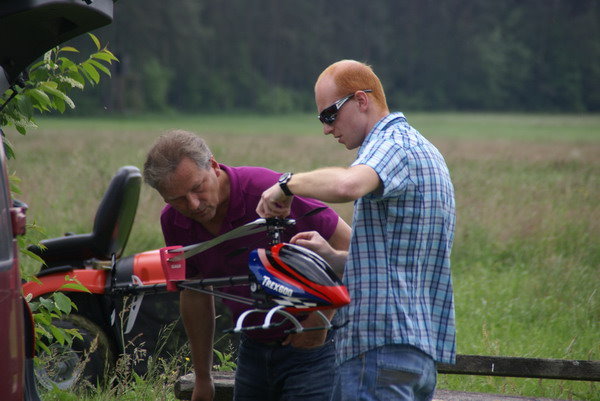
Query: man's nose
[
  {"left": 323, "top": 123, "right": 334, "bottom": 135},
  {"left": 186, "top": 193, "right": 200, "bottom": 209}
]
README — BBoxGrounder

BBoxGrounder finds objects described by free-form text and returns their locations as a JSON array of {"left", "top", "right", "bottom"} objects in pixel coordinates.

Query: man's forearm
[
  {"left": 180, "top": 289, "right": 215, "bottom": 377},
  {"left": 324, "top": 249, "right": 348, "bottom": 277},
  {"left": 287, "top": 165, "right": 380, "bottom": 203},
  {"left": 326, "top": 217, "right": 351, "bottom": 277}
]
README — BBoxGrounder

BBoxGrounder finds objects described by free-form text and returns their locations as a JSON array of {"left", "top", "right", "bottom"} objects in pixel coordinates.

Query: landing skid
[
  {"left": 228, "top": 306, "right": 332, "bottom": 334},
  {"left": 178, "top": 281, "right": 334, "bottom": 334}
]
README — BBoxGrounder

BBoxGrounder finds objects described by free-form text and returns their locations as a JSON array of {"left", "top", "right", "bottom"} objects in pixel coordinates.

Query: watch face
[
  {"left": 278, "top": 172, "right": 293, "bottom": 195},
  {"left": 279, "top": 172, "right": 291, "bottom": 184}
]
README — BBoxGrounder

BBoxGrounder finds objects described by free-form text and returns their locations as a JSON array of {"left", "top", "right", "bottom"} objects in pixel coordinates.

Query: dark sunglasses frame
[{"left": 318, "top": 89, "right": 373, "bottom": 125}]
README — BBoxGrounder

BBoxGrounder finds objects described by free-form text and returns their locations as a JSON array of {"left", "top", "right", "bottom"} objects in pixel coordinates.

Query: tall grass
[{"left": 6, "top": 112, "right": 599, "bottom": 400}]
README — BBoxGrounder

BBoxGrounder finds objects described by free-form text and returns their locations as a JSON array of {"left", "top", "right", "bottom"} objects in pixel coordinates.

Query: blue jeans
[
  {"left": 234, "top": 334, "right": 336, "bottom": 401},
  {"left": 331, "top": 344, "right": 437, "bottom": 401}
]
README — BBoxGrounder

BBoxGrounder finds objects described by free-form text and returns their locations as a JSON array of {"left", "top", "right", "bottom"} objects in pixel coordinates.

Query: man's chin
[{"left": 193, "top": 210, "right": 216, "bottom": 222}]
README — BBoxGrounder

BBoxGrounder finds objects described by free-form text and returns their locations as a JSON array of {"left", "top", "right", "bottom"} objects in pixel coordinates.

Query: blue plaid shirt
[{"left": 335, "top": 112, "right": 456, "bottom": 365}]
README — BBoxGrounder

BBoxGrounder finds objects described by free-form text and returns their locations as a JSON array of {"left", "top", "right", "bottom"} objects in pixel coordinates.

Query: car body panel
[{"left": 0, "top": 140, "right": 26, "bottom": 400}]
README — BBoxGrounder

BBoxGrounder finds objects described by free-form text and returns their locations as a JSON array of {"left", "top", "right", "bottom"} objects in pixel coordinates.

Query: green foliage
[
  {"left": 41, "top": 322, "right": 192, "bottom": 401},
  {"left": 26, "top": 277, "right": 90, "bottom": 355},
  {"left": 73, "top": 0, "right": 600, "bottom": 114},
  {"left": 8, "top": 173, "right": 49, "bottom": 276},
  {"left": 212, "top": 334, "right": 237, "bottom": 372},
  {"left": 16, "top": 220, "right": 47, "bottom": 277},
  {"left": 212, "top": 348, "right": 236, "bottom": 372},
  {"left": 141, "top": 58, "right": 174, "bottom": 112},
  {"left": 255, "top": 86, "right": 297, "bottom": 114},
  {"left": 0, "top": 33, "right": 117, "bottom": 158}
]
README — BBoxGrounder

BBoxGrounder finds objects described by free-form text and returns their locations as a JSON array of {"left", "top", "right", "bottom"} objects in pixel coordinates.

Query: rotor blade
[
  {"left": 169, "top": 218, "right": 267, "bottom": 261},
  {"left": 299, "top": 206, "right": 328, "bottom": 218},
  {"left": 226, "top": 247, "right": 249, "bottom": 258}
]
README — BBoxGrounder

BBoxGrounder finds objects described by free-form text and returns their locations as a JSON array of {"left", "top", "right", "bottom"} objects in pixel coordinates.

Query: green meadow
[{"left": 6, "top": 112, "right": 599, "bottom": 400}]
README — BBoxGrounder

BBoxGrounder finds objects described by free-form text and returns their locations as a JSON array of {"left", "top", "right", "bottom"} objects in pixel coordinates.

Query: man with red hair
[{"left": 257, "top": 60, "right": 456, "bottom": 401}]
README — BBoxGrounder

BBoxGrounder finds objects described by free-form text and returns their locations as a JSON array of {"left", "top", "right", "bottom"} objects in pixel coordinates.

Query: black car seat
[{"left": 31, "top": 166, "right": 142, "bottom": 273}]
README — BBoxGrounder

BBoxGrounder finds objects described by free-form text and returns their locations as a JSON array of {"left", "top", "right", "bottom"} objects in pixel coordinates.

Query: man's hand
[
  {"left": 191, "top": 373, "right": 215, "bottom": 401},
  {"left": 290, "top": 231, "right": 334, "bottom": 257},
  {"left": 256, "top": 183, "right": 293, "bottom": 218},
  {"left": 291, "top": 231, "right": 348, "bottom": 275},
  {"left": 281, "top": 311, "right": 330, "bottom": 349}
]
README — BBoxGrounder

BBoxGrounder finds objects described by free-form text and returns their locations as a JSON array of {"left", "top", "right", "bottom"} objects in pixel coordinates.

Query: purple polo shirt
[{"left": 161, "top": 164, "right": 340, "bottom": 341}]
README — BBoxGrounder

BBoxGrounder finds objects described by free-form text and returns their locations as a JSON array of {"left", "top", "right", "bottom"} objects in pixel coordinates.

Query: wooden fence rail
[
  {"left": 174, "top": 354, "right": 600, "bottom": 401},
  {"left": 437, "top": 354, "right": 600, "bottom": 381}
]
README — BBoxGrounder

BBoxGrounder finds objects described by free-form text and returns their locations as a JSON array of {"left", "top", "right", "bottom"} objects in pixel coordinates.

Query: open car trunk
[{"left": 0, "top": 0, "right": 115, "bottom": 92}]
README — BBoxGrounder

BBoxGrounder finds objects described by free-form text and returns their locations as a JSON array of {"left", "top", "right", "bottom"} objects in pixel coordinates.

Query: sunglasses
[{"left": 317, "top": 90, "right": 373, "bottom": 125}]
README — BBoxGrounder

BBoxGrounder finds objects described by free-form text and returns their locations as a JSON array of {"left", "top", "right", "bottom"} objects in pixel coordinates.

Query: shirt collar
[{"left": 358, "top": 112, "right": 406, "bottom": 155}]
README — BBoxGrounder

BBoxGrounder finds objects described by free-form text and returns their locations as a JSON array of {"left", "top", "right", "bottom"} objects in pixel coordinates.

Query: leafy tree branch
[{"left": 1, "top": 33, "right": 117, "bottom": 159}]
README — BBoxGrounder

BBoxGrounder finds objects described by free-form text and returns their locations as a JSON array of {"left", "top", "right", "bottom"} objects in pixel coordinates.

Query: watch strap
[{"left": 278, "top": 172, "right": 294, "bottom": 196}]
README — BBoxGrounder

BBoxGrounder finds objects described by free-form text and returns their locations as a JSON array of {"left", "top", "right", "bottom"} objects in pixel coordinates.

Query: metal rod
[
  {"left": 110, "top": 282, "right": 168, "bottom": 294},
  {"left": 178, "top": 283, "right": 255, "bottom": 306},
  {"left": 183, "top": 275, "right": 249, "bottom": 289}
]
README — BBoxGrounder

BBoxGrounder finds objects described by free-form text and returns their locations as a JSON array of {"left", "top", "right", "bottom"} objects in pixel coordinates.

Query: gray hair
[{"left": 143, "top": 130, "right": 212, "bottom": 191}]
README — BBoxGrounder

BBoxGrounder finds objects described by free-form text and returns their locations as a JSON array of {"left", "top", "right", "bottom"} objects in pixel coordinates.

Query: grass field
[{"left": 5, "top": 112, "right": 599, "bottom": 400}]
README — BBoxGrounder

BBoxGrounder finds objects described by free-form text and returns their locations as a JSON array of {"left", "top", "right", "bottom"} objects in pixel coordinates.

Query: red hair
[{"left": 317, "top": 60, "right": 388, "bottom": 111}]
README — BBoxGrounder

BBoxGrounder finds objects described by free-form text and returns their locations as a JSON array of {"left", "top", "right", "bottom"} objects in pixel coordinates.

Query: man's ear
[
  {"left": 356, "top": 90, "right": 370, "bottom": 111},
  {"left": 210, "top": 156, "right": 221, "bottom": 175}
]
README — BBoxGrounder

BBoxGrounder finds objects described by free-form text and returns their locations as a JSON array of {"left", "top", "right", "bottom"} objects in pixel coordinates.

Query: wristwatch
[{"left": 278, "top": 172, "right": 294, "bottom": 196}]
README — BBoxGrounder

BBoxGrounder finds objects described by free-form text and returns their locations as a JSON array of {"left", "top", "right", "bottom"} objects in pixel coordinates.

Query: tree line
[{"left": 71, "top": 0, "right": 599, "bottom": 114}]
